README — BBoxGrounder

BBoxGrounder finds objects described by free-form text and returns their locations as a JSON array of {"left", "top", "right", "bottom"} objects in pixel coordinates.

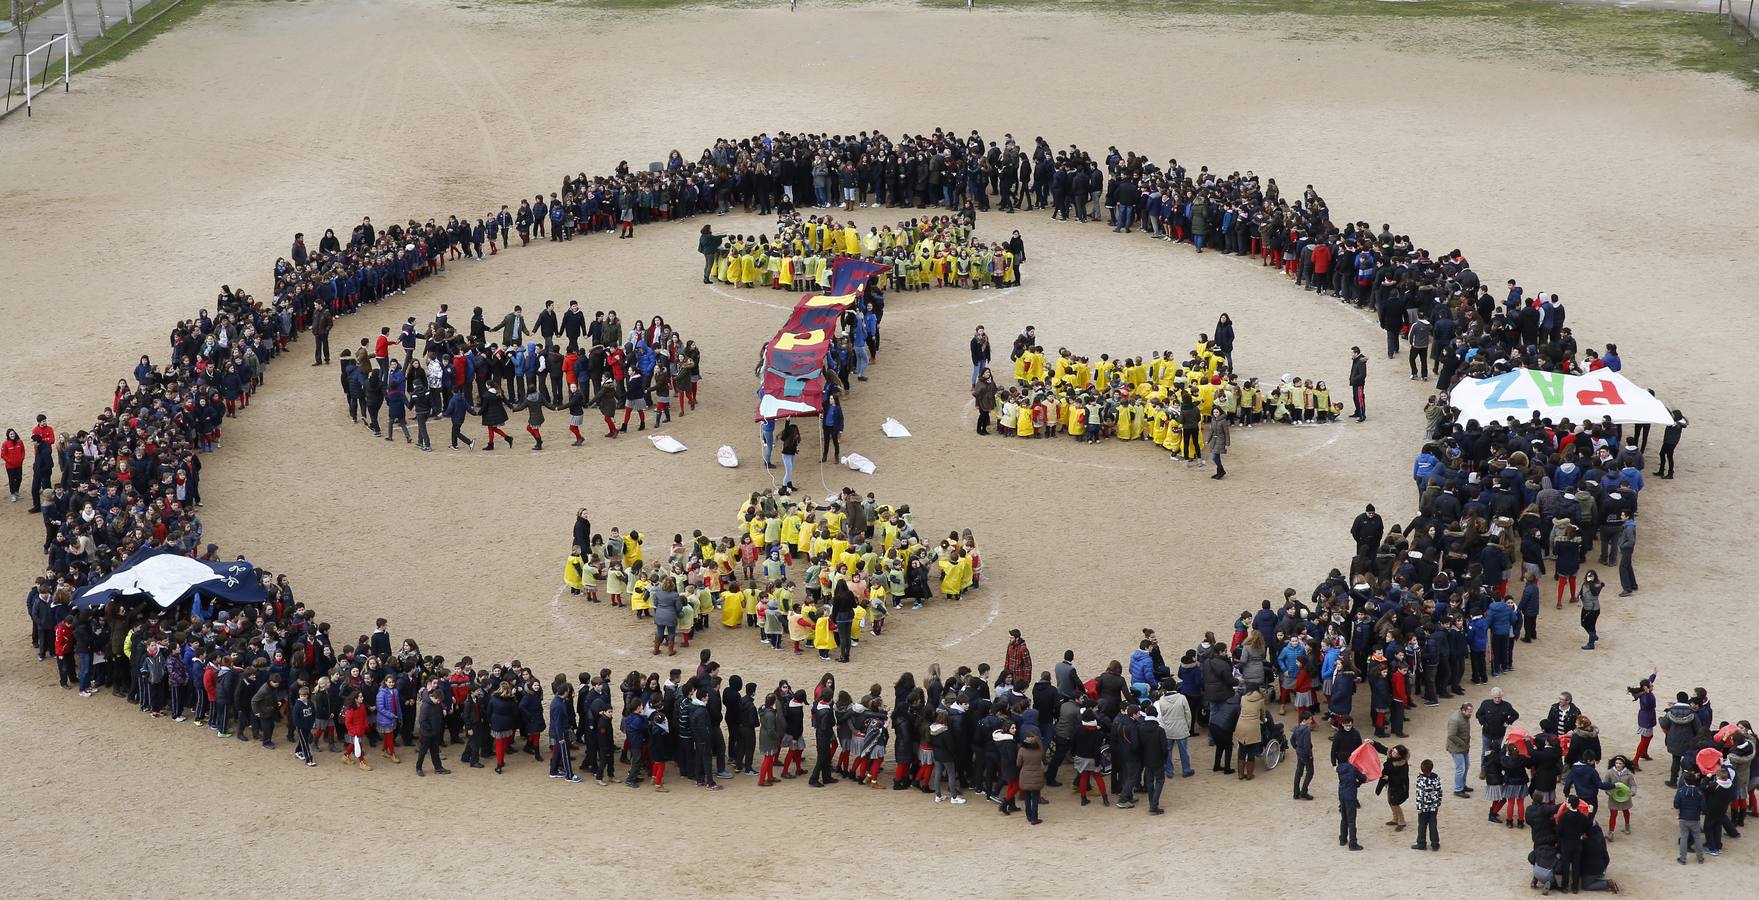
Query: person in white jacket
[{"left": 1155, "top": 689, "right": 1195, "bottom": 778}]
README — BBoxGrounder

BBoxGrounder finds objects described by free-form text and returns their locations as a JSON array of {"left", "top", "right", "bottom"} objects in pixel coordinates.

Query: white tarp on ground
[
  {"left": 840, "top": 453, "right": 876, "bottom": 474},
  {"left": 1451, "top": 368, "right": 1672, "bottom": 427},
  {"left": 648, "top": 434, "right": 688, "bottom": 453},
  {"left": 716, "top": 445, "right": 739, "bottom": 467},
  {"left": 881, "top": 417, "right": 911, "bottom": 438}
]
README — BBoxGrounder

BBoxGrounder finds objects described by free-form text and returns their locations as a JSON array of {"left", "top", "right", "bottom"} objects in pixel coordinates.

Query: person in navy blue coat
[
  {"left": 548, "top": 682, "right": 579, "bottom": 781},
  {"left": 1516, "top": 573, "right": 1541, "bottom": 643},
  {"left": 1338, "top": 760, "right": 1365, "bottom": 850},
  {"left": 485, "top": 683, "right": 521, "bottom": 772},
  {"left": 519, "top": 682, "right": 546, "bottom": 761},
  {"left": 443, "top": 391, "right": 475, "bottom": 450},
  {"left": 819, "top": 394, "right": 844, "bottom": 463}
]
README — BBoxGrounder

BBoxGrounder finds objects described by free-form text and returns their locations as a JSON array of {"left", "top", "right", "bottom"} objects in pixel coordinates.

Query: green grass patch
[
  {"left": 66, "top": 0, "right": 297, "bottom": 76},
  {"left": 916, "top": 0, "right": 1759, "bottom": 88}
]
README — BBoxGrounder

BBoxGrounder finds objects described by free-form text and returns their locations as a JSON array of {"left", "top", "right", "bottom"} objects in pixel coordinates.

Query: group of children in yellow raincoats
[
  {"left": 560, "top": 488, "right": 980, "bottom": 659},
  {"left": 992, "top": 331, "right": 1343, "bottom": 460},
  {"left": 708, "top": 212, "right": 1016, "bottom": 293}
]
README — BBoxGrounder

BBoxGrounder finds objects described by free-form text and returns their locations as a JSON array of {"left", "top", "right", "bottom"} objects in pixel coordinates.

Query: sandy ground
[{"left": 3, "top": 1, "right": 1758, "bottom": 897}]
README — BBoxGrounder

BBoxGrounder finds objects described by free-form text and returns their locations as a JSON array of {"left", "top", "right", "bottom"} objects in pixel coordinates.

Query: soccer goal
[{"left": 6, "top": 32, "right": 72, "bottom": 117}]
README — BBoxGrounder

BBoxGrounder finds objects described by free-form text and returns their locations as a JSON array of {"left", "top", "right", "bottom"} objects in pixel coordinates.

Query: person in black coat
[
  {"left": 1110, "top": 709, "right": 1143, "bottom": 807},
  {"left": 478, "top": 386, "right": 512, "bottom": 448},
  {"left": 1350, "top": 504, "right": 1384, "bottom": 563},
  {"left": 1139, "top": 711, "right": 1170, "bottom": 814},
  {"left": 1554, "top": 801, "right": 1592, "bottom": 893},
  {"left": 809, "top": 696, "right": 838, "bottom": 787},
  {"left": 416, "top": 687, "right": 450, "bottom": 776},
  {"left": 647, "top": 711, "right": 675, "bottom": 788},
  {"left": 1331, "top": 716, "right": 1364, "bottom": 767}
]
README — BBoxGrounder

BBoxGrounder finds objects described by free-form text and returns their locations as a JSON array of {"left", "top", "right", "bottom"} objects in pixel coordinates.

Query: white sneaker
[{"left": 950, "top": 796, "right": 968, "bottom": 805}]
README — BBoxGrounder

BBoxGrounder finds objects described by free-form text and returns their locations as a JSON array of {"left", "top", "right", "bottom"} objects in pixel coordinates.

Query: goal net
[{"left": 8, "top": 32, "right": 71, "bottom": 117}]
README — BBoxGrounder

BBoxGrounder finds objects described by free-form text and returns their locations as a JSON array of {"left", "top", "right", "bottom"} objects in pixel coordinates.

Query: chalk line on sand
[
  {"left": 941, "top": 597, "right": 1003, "bottom": 650},
  {"left": 548, "top": 584, "right": 632, "bottom": 657},
  {"left": 706, "top": 285, "right": 794, "bottom": 310}
]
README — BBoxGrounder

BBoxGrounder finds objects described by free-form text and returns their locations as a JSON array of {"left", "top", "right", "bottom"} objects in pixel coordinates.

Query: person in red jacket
[
  {"left": 1309, "top": 242, "right": 1334, "bottom": 295},
  {"left": 202, "top": 659, "right": 220, "bottom": 727},
  {"left": 53, "top": 616, "right": 75, "bottom": 687},
  {"left": 2, "top": 428, "right": 24, "bottom": 502},
  {"left": 30, "top": 413, "right": 53, "bottom": 447},
  {"left": 373, "top": 327, "right": 392, "bottom": 373},
  {"left": 343, "top": 695, "right": 372, "bottom": 770}
]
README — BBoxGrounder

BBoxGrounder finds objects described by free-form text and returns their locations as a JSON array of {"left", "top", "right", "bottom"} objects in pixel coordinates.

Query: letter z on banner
[{"left": 756, "top": 258, "right": 887, "bottom": 421}]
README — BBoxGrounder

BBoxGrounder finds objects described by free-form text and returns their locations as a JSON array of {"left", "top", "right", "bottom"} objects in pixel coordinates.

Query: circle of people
[{"left": 10, "top": 127, "right": 1715, "bottom": 885}]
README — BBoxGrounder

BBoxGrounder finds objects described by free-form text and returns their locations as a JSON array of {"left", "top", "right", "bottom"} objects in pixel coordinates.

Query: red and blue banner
[{"left": 756, "top": 258, "right": 887, "bottom": 421}]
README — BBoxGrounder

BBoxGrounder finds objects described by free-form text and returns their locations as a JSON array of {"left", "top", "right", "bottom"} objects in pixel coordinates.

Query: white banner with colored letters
[{"left": 1450, "top": 368, "right": 1672, "bottom": 427}]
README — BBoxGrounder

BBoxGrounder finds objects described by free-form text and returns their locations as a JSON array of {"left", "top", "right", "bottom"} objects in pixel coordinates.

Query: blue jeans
[
  {"left": 77, "top": 651, "right": 93, "bottom": 691},
  {"left": 1451, "top": 751, "right": 1469, "bottom": 792},
  {"left": 971, "top": 363, "right": 986, "bottom": 385},
  {"left": 782, "top": 452, "right": 795, "bottom": 485},
  {"left": 1115, "top": 205, "right": 1134, "bottom": 230},
  {"left": 761, "top": 430, "right": 775, "bottom": 466},
  {"left": 855, "top": 343, "right": 869, "bottom": 377},
  {"left": 1166, "top": 737, "right": 1193, "bottom": 775}
]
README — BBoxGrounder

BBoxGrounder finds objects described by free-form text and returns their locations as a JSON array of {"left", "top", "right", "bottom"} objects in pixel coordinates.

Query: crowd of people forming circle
[{"left": 10, "top": 126, "right": 1732, "bottom": 891}]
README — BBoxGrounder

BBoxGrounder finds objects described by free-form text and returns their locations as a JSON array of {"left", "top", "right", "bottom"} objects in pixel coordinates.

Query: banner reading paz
[
  {"left": 1450, "top": 367, "right": 1672, "bottom": 427},
  {"left": 756, "top": 258, "right": 887, "bottom": 421}
]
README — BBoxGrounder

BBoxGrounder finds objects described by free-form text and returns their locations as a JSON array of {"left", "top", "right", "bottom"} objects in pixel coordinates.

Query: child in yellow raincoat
[
  {"left": 563, "top": 548, "right": 586, "bottom": 596},
  {"left": 605, "top": 562, "right": 627, "bottom": 607},
  {"left": 629, "top": 565, "right": 651, "bottom": 616},
  {"left": 788, "top": 603, "right": 814, "bottom": 653},
  {"left": 812, "top": 612, "right": 837, "bottom": 660},
  {"left": 720, "top": 581, "right": 745, "bottom": 628}
]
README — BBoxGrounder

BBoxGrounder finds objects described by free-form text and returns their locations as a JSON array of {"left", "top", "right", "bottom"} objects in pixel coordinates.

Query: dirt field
[{"left": 3, "top": 1, "right": 1757, "bottom": 896}]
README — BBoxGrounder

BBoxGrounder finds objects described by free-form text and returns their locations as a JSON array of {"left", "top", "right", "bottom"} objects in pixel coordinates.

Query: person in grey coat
[
  {"left": 1408, "top": 317, "right": 1433, "bottom": 380},
  {"left": 1206, "top": 415, "right": 1230, "bottom": 480},
  {"left": 650, "top": 578, "right": 683, "bottom": 656}
]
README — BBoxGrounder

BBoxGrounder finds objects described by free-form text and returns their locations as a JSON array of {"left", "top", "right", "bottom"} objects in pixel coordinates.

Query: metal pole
[{"left": 93, "top": 0, "right": 106, "bottom": 38}]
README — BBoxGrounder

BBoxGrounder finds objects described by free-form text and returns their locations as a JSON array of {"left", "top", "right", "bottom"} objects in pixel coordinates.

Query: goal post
[{"left": 7, "top": 31, "right": 71, "bottom": 117}]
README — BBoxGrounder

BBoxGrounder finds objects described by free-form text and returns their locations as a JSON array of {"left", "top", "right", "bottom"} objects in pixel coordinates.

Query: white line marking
[
  {"left": 1292, "top": 429, "right": 1343, "bottom": 458},
  {"left": 549, "top": 583, "right": 631, "bottom": 657},
  {"left": 941, "top": 598, "right": 1003, "bottom": 649},
  {"left": 1002, "top": 445, "right": 1147, "bottom": 472},
  {"left": 706, "top": 285, "right": 794, "bottom": 310}
]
